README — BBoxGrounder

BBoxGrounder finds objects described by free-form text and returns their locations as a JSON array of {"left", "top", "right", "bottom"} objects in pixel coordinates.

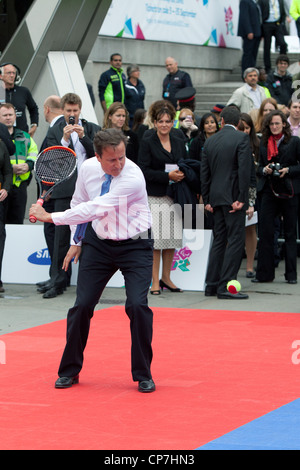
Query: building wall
[{"left": 84, "top": 35, "right": 241, "bottom": 126}]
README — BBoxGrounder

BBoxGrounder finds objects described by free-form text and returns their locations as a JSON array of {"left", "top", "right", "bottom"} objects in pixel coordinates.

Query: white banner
[
  {"left": 100, "top": 0, "right": 241, "bottom": 48},
  {"left": 2, "top": 226, "right": 212, "bottom": 291}
]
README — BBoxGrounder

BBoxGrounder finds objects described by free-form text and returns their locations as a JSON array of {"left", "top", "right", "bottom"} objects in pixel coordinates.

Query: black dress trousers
[
  {"left": 58, "top": 224, "right": 154, "bottom": 382},
  {"left": 205, "top": 205, "right": 246, "bottom": 294}
]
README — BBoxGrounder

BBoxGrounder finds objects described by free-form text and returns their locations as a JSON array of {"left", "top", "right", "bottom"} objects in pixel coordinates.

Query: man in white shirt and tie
[
  {"left": 39, "top": 93, "right": 101, "bottom": 299},
  {"left": 29, "top": 128, "right": 156, "bottom": 393}
]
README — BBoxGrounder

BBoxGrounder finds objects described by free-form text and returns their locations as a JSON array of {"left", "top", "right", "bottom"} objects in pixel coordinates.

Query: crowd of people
[
  {"left": 0, "top": 38, "right": 299, "bottom": 391},
  {"left": 1, "top": 51, "right": 300, "bottom": 301}
]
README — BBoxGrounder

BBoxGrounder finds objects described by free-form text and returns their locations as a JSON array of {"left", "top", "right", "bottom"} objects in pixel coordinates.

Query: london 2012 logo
[{"left": 171, "top": 246, "right": 192, "bottom": 272}]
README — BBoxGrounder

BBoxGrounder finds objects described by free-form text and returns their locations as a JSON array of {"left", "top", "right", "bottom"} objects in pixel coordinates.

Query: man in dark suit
[
  {"left": 38, "top": 93, "right": 101, "bottom": 298},
  {"left": 36, "top": 96, "right": 64, "bottom": 291},
  {"left": 201, "top": 106, "right": 252, "bottom": 299},
  {"left": 258, "top": 0, "right": 287, "bottom": 73},
  {"left": 238, "top": 0, "right": 262, "bottom": 76}
]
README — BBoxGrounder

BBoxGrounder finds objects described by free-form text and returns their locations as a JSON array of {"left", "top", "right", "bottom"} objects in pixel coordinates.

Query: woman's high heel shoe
[{"left": 159, "top": 279, "right": 183, "bottom": 292}]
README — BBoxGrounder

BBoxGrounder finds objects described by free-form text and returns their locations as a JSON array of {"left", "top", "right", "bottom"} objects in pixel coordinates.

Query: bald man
[
  {"left": 43, "top": 95, "right": 63, "bottom": 130},
  {"left": 162, "top": 57, "right": 193, "bottom": 108}
]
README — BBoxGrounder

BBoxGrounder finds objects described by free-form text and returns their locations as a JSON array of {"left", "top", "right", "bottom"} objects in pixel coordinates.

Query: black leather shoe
[
  {"left": 43, "top": 286, "right": 64, "bottom": 298},
  {"left": 36, "top": 279, "right": 51, "bottom": 288},
  {"left": 138, "top": 379, "right": 156, "bottom": 393},
  {"left": 251, "top": 278, "right": 273, "bottom": 283},
  {"left": 55, "top": 376, "right": 79, "bottom": 389},
  {"left": 287, "top": 280, "right": 297, "bottom": 284},
  {"left": 217, "top": 291, "right": 249, "bottom": 300},
  {"left": 205, "top": 289, "right": 217, "bottom": 297},
  {"left": 37, "top": 280, "right": 54, "bottom": 293}
]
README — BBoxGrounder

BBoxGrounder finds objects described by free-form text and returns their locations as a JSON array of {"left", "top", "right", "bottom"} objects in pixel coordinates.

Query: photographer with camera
[
  {"left": 39, "top": 93, "right": 101, "bottom": 298},
  {"left": 253, "top": 110, "right": 300, "bottom": 284}
]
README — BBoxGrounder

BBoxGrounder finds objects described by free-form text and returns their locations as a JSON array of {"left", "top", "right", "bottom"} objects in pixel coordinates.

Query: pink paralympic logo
[{"left": 171, "top": 246, "right": 193, "bottom": 272}]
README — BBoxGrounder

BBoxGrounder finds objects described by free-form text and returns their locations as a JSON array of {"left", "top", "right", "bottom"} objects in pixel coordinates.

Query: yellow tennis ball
[{"left": 227, "top": 280, "right": 241, "bottom": 294}]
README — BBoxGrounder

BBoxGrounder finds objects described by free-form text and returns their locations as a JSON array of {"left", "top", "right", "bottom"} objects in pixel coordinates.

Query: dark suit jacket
[
  {"left": 257, "top": 136, "right": 300, "bottom": 194},
  {"left": 138, "top": 131, "right": 187, "bottom": 196},
  {"left": 46, "top": 118, "right": 101, "bottom": 198},
  {"left": 238, "top": 0, "right": 262, "bottom": 38},
  {"left": 201, "top": 125, "right": 252, "bottom": 207},
  {"left": 258, "top": 0, "right": 286, "bottom": 24}
]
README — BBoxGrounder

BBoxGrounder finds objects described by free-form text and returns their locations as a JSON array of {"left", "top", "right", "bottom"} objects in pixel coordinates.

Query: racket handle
[{"left": 29, "top": 198, "right": 44, "bottom": 224}]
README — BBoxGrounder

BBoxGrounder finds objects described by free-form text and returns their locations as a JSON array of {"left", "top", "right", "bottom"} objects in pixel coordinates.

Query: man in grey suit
[{"left": 201, "top": 107, "right": 252, "bottom": 299}]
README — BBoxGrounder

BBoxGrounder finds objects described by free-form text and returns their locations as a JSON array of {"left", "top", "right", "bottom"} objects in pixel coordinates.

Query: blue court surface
[{"left": 198, "top": 399, "right": 300, "bottom": 450}]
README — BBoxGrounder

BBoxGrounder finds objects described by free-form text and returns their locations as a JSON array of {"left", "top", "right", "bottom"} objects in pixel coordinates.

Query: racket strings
[{"left": 35, "top": 149, "right": 76, "bottom": 184}]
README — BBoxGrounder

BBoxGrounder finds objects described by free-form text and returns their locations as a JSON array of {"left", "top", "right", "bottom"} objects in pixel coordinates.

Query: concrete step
[
  {"left": 192, "top": 51, "right": 300, "bottom": 118},
  {"left": 196, "top": 94, "right": 233, "bottom": 103},
  {"left": 195, "top": 82, "right": 241, "bottom": 93}
]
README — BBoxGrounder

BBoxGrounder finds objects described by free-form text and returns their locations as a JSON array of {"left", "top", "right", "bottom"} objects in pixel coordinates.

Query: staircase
[{"left": 195, "top": 51, "right": 300, "bottom": 117}]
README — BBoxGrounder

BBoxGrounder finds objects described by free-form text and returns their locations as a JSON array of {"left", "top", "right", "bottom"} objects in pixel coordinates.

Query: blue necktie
[{"left": 73, "top": 173, "right": 112, "bottom": 243}]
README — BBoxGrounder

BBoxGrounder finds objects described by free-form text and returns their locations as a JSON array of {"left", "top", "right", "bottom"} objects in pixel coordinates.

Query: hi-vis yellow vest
[{"left": 12, "top": 129, "right": 38, "bottom": 187}]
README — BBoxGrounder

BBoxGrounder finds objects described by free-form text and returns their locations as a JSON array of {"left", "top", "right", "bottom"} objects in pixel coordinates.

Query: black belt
[
  {"left": 264, "top": 21, "right": 280, "bottom": 25},
  {"left": 102, "top": 229, "right": 152, "bottom": 246}
]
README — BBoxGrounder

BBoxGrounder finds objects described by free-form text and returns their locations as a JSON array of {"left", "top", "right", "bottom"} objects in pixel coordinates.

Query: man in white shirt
[
  {"left": 227, "top": 67, "right": 267, "bottom": 113},
  {"left": 29, "top": 128, "right": 156, "bottom": 393},
  {"left": 258, "top": 0, "right": 287, "bottom": 73}
]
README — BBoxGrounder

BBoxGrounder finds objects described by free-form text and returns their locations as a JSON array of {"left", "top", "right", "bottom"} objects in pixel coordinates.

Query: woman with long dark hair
[
  {"left": 238, "top": 113, "right": 259, "bottom": 278},
  {"left": 252, "top": 110, "right": 300, "bottom": 284},
  {"left": 189, "top": 112, "right": 219, "bottom": 161}
]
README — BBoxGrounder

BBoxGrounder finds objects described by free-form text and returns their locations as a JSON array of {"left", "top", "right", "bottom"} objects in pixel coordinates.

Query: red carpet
[{"left": 0, "top": 307, "right": 300, "bottom": 450}]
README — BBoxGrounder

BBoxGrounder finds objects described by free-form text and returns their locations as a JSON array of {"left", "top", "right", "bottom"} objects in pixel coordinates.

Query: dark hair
[
  {"left": 93, "top": 128, "right": 127, "bottom": 158},
  {"left": 110, "top": 53, "right": 122, "bottom": 61},
  {"left": 61, "top": 93, "right": 82, "bottom": 109},
  {"left": 220, "top": 106, "right": 241, "bottom": 126},
  {"left": 240, "top": 112, "right": 260, "bottom": 161},
  {"left": 276, "top": 54, "right": 289, "bottom": 65},
  {"left": 132, "top": 108, "right": 146, "bottom": 132},
  {"left": 261, "top": 109, "right": 291, "bottom": 145},
  {"left": 198, "top": 112, "right": 219, "bottom": 137},
  {"left": 149, "top": 100, "right": 176, "bottom": 123}
]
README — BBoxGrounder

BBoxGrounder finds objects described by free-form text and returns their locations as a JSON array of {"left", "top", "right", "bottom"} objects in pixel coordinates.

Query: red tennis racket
[{"left": 29, "top": 145, "right": 77, "bottom": 223}]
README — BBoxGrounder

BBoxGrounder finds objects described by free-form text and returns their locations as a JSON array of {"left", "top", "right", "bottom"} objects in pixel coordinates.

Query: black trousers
[
  {"left": 43, "top": 198, "right": 55, "bottom": 271},
  {"left": 5, "top": 181, "right": 27, "bottom": 224},
  {"left": 49, "top": 197, "right": 72, "bottom": 288},
  {"left": 58, "top": 225, "right": 154, "bottom": 382},
  {"left": 205, "top": 206, "right": 245, "bottom": 294},
  {"left": 262, "top": 22, "right": 287, "bottom": 72},
  {"left": 256, "top": 187, "right": 298, "bottom": 281},
  {"left": 241, "top": 36, "right": 261, "bottom": 75},
  {"left": 0, "top": 199, "right": 7, "bottom": 281}
]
